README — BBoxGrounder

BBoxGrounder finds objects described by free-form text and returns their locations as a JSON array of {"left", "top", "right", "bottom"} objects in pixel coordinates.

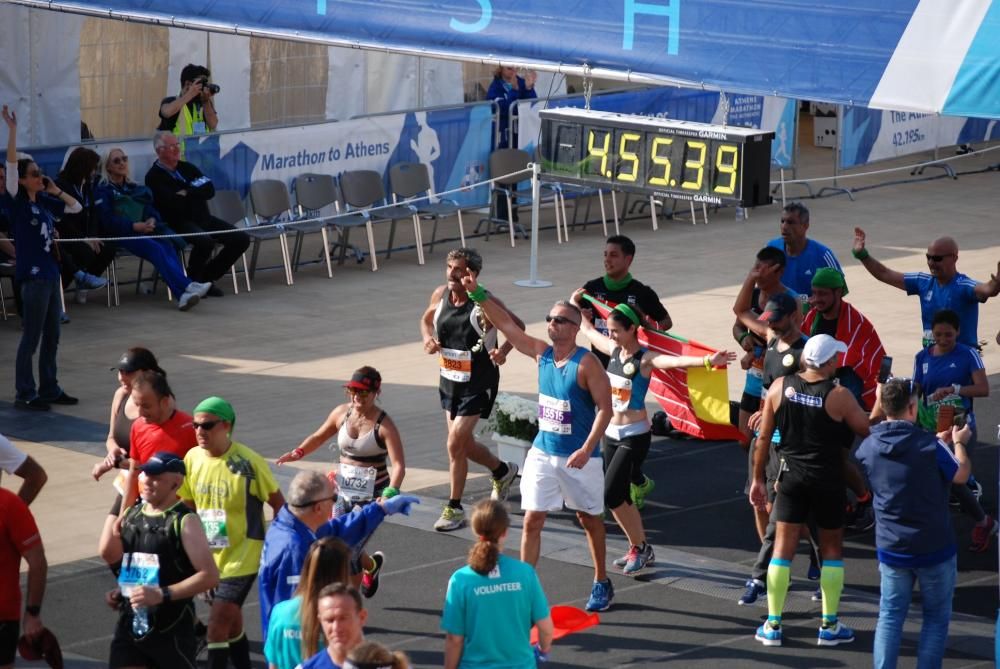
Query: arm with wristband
[
  {"left": 853, "top": 227, "right": 905, "bottom": 290},
  {"left": 276, "top": 404, "right": 346, "bottom": 465},
  {"left": 463, "top": 276, "right": 547, "bottom": 360}
]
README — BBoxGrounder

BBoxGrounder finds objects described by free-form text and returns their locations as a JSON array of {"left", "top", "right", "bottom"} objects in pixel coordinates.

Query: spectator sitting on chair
[
  {"left": 159, "top": 63, "right": 219, "bottom": 158},
  {"left": 145, "top": 131, "right": 249, "bottom": 296},
  {"left": 95, "top": 147, "right": 211, "bottom": 311},
  {"left": 53, "top": 147, "right": 113, "bottom": 302}
]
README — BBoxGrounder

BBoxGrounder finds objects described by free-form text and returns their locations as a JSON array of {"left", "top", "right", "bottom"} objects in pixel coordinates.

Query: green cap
[
  {"left": 811, "top": 267, "right": 848, "bottom": 296},
  {"left": 193, "top": 396, "right": 236, "bottom": 430}
]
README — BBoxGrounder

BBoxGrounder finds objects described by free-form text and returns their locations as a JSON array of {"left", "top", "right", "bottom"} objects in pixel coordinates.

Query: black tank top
[
  {"left": 434, "top": 296, "right": 498, "bottom": 397},
  {"left": 762, "top": 335, "right": 807, "bottom": 390},
  {"left": 120, "top": 500, "right": 197, "bottom": 629},
  {"left": 775, "top": 375, "right": 854, "bottom": 485}
]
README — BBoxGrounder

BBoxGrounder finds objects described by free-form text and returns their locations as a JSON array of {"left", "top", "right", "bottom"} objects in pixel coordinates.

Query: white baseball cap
[{"left": 802, "top": 334, "right": 847, "bottom": 368}]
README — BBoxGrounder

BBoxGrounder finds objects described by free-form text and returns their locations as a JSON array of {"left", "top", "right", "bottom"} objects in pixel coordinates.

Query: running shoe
[
  {"left": 490, "top": 461, "right": 519, "bottom": 502},
  {"left": 630, "top": 476, "right": 655, "bottom": 510},
  {"left": 807, "top": 562, "right": 821, "bottom": 581},
  {"left": 755, "top": 620, "right": 782, "bottom": 647},
  {"left": 188, "top": 281, "right": 213, "bottom": 298},
  {"left": 817, "top": 621, "right": 855, "bottom": 646},
  {"left": 738, "top": 579, "right": 766, "bottom": 606},
  {"left": 75, "top": 270, "right": 108, "bottom": 290},
  {"left": 585, "top": 579, "right": 614, "bottom": 612},
  {"left": 434, "top": 505, "right": 466, "bottom": 532},
  {"left": 361, "top": 551, "right": 384, "bottom": 599},
  {"left": 845, "top": 497, "right": 875, "bottom": 532},
  {"left": 177, "top": 288, "right": 200, "bottom": 311},
  {"left": 812, "top": 587, "right": 823, "bottom": 602},
  {"left": 969, "top": 515, "right": 998, "bottom": 552},
  {"left": 613, "top": 553, "right": 629, "bottom": 568},
  {"left": 622, "top": 544, "right": 655, "bottom": 576},
  {"left": 969, "top": 478, "right": 983, "bottom": 502}
]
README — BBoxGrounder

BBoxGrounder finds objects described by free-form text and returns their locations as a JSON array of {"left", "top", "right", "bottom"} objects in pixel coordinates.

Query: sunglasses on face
[
  {"left": 192, "top": 420, "right": 222, "bottom": 431},
  {"left": 26, "top": 169, "right": 42, "bottom": 178},
  {"left": 926, "top": 254, "right": 953, "bottom": 262},
  {"left": 347, "top": 389, "right": 372, "bottom": 398},
  {"left": 545, "top": 315, "right": 579, "bottom": 326},
  {"left": 110, "top": 156, "right": 129, "bottom": 165}
]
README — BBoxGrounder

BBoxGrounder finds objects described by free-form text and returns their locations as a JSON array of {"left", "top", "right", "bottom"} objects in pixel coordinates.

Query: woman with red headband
[{"left": 276, "top": 367, "right": 405, "bottom": 599}]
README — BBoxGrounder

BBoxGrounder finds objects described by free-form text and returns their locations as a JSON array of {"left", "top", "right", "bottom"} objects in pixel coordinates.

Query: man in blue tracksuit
[{"left": 258, "top": 470, "right": 418, "bottom": 635}]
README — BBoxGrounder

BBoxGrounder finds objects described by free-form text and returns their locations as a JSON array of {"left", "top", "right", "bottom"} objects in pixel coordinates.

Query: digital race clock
[{"left": 538, "top": 108, "right": 774, "bottom": 207}]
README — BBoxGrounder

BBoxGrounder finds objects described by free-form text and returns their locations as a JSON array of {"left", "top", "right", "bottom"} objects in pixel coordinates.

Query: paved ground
[{"left": 3, "top": 117, "right": 1000, "bottom": 667}]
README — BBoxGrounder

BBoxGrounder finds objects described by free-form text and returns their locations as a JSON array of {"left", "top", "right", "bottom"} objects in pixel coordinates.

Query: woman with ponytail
[{"left": 441, "top": 500, "right": 553, "bottom": 669}]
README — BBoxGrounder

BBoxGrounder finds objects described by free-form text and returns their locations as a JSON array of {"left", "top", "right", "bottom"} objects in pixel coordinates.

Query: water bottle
[{"left": 132, "top": 606, "right": 150, "bottom": 637}]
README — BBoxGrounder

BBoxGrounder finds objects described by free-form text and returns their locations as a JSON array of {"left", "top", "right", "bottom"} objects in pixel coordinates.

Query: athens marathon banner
[
  {"left": 32, "top": 103, "right": 495, "bottom": 208},
  {"left": 517, "top": 89, "right": 797, "bottom": 168},
  {"left": 839, "top": 106, "right": 1000, "bottom": 168}
]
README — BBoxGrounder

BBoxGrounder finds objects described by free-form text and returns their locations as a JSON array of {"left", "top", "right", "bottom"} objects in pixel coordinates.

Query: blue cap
[{"left": 138, "top": 452, "right": 186, "bottom": 476}]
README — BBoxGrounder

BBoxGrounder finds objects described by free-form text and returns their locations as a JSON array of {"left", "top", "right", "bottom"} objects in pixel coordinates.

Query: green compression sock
[
  {"left": 820, "top": 560, "right": 845, "bottom": 626},
  {"left": 765, "top": 558, "right": 791, "bottom": 624}
]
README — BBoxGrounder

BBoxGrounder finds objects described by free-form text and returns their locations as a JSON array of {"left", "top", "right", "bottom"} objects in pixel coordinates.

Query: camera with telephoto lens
[{"left": 196, "top": 78, "right": 220, "bottom": 95}]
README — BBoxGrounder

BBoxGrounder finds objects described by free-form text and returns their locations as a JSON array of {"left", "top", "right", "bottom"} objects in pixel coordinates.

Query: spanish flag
[{"left": 586, "top": 297, "right": 741, "bottom": 442}]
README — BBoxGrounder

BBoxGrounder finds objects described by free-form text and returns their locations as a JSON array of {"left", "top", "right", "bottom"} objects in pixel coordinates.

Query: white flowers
[
  {"left": 476, "top": 392, "right": 539, "bottom": 442},
  {"left": 494, "top": 392, "right": 538, "bottom": 423}
]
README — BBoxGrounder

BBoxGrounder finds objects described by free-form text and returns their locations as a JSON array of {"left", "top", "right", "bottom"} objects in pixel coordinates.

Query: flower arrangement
[{"left": 479, "top": 392, "right": 539, "bottom": 443}]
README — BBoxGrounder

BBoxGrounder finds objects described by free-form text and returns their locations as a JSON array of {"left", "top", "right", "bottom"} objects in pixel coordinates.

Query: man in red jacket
[{"left": 802, "top": 268, "right": 885, "bottom": 411}]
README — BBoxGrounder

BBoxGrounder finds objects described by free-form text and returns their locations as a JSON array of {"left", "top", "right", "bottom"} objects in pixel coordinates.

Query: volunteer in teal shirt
[{"left": 442, "top": 500, "right": 552, "bottom": 669}]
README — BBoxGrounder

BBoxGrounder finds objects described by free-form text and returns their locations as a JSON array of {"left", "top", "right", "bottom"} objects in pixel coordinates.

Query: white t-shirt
[{"left": 0, "top": 433, "right": 28, "bottom": 474}]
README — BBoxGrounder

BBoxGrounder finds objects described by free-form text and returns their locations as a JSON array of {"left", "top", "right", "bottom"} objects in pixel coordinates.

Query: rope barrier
[
  {"left": 773, "top": 143, "right": 1000, "bottom": 185},
  {"left": 54, "top": 167, "right": 534, "bottom": 244}
]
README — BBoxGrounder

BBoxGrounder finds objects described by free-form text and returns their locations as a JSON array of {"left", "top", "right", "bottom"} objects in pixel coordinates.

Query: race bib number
[
  {"left": 336, "top": 463, "right": 377, "bottom": 502},
  {"left": 439, "top": 348, "right": 473, "bottom": 382},
  {"left": 608, "top": 373, "right": 632, "bottom": 412},
  {"left": 119, "top": 552, "right": 160, "bottom": 594},
  {"left": 538, "top": 394, "right": 573, "bottom": 435},
  {"left": 199, "top": 509, "right": 229, "bottom": 549}
]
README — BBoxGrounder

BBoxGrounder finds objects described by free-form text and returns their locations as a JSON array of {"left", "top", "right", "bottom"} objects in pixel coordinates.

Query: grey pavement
[{"left": 3, "top": 120, "right": 1000, "bottom": 667}]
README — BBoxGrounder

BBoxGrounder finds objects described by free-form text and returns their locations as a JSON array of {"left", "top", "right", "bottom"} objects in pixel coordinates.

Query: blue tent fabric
[{"left": 20, "top": 0, "right": 1000, "bottom": 119}]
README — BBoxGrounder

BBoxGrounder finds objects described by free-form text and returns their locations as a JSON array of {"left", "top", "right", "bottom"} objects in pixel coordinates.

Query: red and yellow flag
[{"left": 587, "top": 297, "right": 741, "bottom": 442}]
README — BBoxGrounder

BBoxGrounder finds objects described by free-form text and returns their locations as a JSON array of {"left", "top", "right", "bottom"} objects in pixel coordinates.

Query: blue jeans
[
  {"left": 874, "top": 555, "right": 956, "bottom": 669},
  {"left": 16, "top": 278, "right": 63, "bottom": 401}
]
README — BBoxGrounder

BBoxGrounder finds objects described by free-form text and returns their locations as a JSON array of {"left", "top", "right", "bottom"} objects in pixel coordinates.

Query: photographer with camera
[{"left": 158, "top": 64, "right": 219, "bottom": 156}]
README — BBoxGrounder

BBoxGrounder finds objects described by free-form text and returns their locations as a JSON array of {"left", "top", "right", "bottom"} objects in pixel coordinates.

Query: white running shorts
[{"left": 519, "top": 446, "right": 604, "bottom": 516}]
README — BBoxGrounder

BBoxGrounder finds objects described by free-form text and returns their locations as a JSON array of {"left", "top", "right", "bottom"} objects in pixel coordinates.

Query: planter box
[{"left": 492, "top": 432, "right": 533, "bottom": 470}]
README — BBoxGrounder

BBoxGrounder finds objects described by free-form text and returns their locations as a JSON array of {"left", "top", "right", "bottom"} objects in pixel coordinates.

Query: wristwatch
[
  {"left": 161, "top": 587, "right": 172, "bottom": 603},
  {"left": 25, "top": 605, "right": 40, "bottom": 616}
]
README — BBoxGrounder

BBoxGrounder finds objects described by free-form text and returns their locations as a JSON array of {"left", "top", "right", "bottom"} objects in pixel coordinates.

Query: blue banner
[
  {"left": 31, "top": 103, "right": 494, "bottom": 208},
  {"left": 23, "top": 0, "right": 1000, "bottom": 119}
]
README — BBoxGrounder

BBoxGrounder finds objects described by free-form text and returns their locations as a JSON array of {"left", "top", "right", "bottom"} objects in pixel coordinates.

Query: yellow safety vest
[{"left": 172, "top": 102, "right": 210, "bottom": 159}]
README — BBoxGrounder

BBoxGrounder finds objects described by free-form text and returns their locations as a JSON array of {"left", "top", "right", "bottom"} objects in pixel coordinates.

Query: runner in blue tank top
[
  {"left": 574, "top": 290, "right": 735, "bottom": 576},
  {"left": 461, "top": 272, "right": 616, "bottom": 613}
]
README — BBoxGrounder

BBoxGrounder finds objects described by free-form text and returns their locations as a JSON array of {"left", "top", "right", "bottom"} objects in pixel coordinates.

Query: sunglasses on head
[
  {"left": 545, "top": 314, "right": 579, "bottom": 326},
  {"left": 926, "top": 254, "right": 953, "bottom": 262},
  {"left": 191, "top": 420, "right": 222, "bottom": 431}
]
